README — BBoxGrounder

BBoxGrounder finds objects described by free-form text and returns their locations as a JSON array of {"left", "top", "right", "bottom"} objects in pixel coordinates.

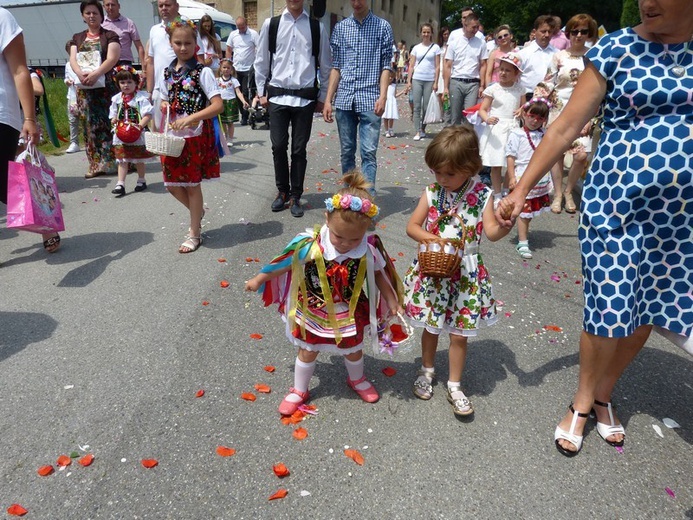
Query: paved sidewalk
[{"left": 0, "top": 114, "right": 690, "bottom": 519}]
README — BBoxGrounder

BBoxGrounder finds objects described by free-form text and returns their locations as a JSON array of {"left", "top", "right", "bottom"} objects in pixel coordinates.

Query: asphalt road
[{"left": 1, "top": 106, "right": 691, "bottom": 519}]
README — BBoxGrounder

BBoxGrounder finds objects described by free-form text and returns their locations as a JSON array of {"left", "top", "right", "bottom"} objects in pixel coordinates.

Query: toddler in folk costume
[
  {"left": 245, "top": 172, "right": 403, "bottom": 415},
  {"left": 403, "top": 126, "right": 510, "bottom": 417},
  {"left": 109, "top": 65, "right": 154, "bottom": 196}
]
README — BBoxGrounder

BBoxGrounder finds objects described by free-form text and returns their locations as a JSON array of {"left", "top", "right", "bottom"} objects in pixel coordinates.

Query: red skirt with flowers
[
  {"left": 161, "top": 119, "right": 220, "bottom": 186},
  {"left": 520, "top": 193, "right": 551, "bottom": 219}
]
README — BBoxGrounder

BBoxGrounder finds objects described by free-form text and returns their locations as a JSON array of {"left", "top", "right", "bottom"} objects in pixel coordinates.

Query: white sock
[
  {"left": 344, "top": 357, "right": 370, "bottom": 390},
  {"left": 286, "top": 358, "right": 315, "bottom": 403},
  {"left": 116, "top": 181, "right": 125, "bottom": 187},
  {"left": 136, "top": 178, "right": 145, "bottom": 185}
]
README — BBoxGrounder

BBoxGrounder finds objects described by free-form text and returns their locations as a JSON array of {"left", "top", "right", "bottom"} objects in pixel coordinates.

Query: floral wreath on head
[
  {"left": 523, "top": 96, "right": 553, "bottom": 111},
  {"left": 325, "top": 193, "right": 379, "bottom": 219},
  {"left": 166, "top": 18, "right": 197, "bottom": 35},
  {"left": 113, "top": 64, "right": 139, "bottom": 80}
]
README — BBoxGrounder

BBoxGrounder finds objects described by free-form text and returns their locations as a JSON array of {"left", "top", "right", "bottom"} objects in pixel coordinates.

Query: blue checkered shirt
[{"left": 330, "top": 12, "right": 394, "bottom": 112}]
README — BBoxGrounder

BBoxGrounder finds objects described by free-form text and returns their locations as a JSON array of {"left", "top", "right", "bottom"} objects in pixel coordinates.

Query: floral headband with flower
[
  {"left": 113, "top": 64, "right": 139, "bottom": 78},
  {"left": 523, "top": 97, "right": 553, "bottom": 111},
  {"left": 166, "top": 18, "right": 197, "bottom": 35},
  {"left": 325, "top": 193, "right": 379, "bottom": 219}
]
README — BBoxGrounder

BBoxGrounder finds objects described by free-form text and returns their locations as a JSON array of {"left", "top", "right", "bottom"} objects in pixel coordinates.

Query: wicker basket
[
  {"left": 144, "top": 107, "right": 186, "bottom": 157},
  {"left": 417, "top": 214, "right": 465, "bottom": 278}
]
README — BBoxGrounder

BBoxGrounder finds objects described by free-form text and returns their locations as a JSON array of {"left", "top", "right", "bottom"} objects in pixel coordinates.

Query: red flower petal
[
  {"left": 217, "top": 258, "right": 227, "bottom": 262},
  {"left": 78, "top": 454, "right": 94, "bottom": 467},
  {"left": 241, "top": 392, "right": 257, "bottom": 401},
  {"left": 195, "top": 389, "right": 205, "bottom": 398},
  {"left": 56, "top": 455, "right": 71, "bottom": 467},
  {"left": 250, "top": 333, "right": 263, "bottom": 340},
  {"left": 202, "top": 301, "right": 210, "bottom": 306},
  {"left": 389, "top": 324, "right": 408, "bottom": 342},
  {"left": 37, "top": 465, "right": 54, "bottom": 476},
  {"left": 141, "top": 459, "right": 158, "bottom": 468},
  {"left": 543, "top": 325, "right": 563, "bottom": 332},
  {"left": 245, "top": 257, "right": 254, "bottom": 262},
  {"left": 254, "top": 384, "right": 271, "bottom": 393},
  {"left": 220, "top": 280, "right": 230, "bottom": 288},
  {"left": 264, "top": 365, "right": 276, "bottom": 372},
  {"left": 7, "top": 504, "right": 28, "bottom": 516},
  {"left": 268, "top": 489, "right": 288, "bottom": 500},
  {"left": 292, "top": 427, "right": 308, "bottom": 440},
  {"left": 344, "top": 448, "right": 365, "bottom": 465},
  {"left": 382, "top": 366, "right": 396, "bottom": 377},
  {"left": 216, "top": 446, "right": 236, "bottom": 457},
  {"left": 272, "top": 463, "right": 290, "bottom": 477}
]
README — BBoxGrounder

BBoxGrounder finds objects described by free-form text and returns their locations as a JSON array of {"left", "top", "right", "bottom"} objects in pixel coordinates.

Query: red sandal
[
  {"left": 278, "top": 387, "right": 309, "bottom": 415},
  {"left": 347, "top": 376, "right": 379, "bottom": 403}
]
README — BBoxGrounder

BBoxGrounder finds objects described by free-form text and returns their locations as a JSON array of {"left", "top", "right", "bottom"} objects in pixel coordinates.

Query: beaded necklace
[
  {"left": 524, "top": 126, "right": 543, "bottom": 151},
  {"left": 437, "top": 177, "right": 472, "bottom": 216}
]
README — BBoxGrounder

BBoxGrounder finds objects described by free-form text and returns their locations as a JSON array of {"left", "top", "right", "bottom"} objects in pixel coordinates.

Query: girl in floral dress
[
  {"left": 245, "top": 172, "right": 403, "bottom": 415},
  {"left": 158, "top": 20, "right": 223, "bottom": 253},
  {"left": 404, "top": 126, "right": 509, "bottom": 417}
]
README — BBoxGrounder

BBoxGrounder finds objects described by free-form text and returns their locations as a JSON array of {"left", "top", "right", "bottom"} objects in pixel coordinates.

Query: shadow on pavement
[
  {"left": 203, "top": 220, "right": 283, "bottom": 249},
  {"left": 0, "top": 311, "right": 58, "bottom": 363}
]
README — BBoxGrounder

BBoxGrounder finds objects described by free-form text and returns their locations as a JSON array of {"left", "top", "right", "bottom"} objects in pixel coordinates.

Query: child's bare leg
[
  {"left": 135, "top": 163, "right": 146, "bottom": 183},
  {"left": 517, "top": 216, "right": 530, "bottom": 243},
  {"left": 448, "top": 334, "right": 468, "bottom": 383},
  {"left": 490, "top": 166, "right": 503, "bottom": 197},
  {"left": 185, "top": 185, "right": 204, "bottom": 238},
  {"left": 421, "top": 329, "right": 438, "bottom": 369},
  {"left": 167, "top": 185, "right": 190, "bottom": 209},
  {"left": 117, "top": 162, "right": 128, "bottom": 184},
  {"left": 226, "top": 123, "right": 234, "bottom": 140}
]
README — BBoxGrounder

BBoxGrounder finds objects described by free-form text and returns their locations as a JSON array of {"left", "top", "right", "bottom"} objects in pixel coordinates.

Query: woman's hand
[
  {"left": 486, "top": 116, "right": 499, "bottom": 125},
  {"left": 495, "top": 190, "right": 524, "bottom": 227},
  {"left": 84, "top": 71, "right": 101, "bottom": 86},
  {"left": 169, "top": 115, "right": 195, "bottom": 130},
  {"left": 21, "top": 119, "right": 39, "bottom": 146}
]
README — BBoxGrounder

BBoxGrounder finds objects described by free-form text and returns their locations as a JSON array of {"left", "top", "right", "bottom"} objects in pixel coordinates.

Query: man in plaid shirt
[{"left": 323, "top": 0, "right": 394, "bottom": 195}]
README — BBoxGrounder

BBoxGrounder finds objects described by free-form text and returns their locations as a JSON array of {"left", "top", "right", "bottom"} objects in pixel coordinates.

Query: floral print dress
[{"left": 404, "top": 180, "right": 498, "bottom": 336}]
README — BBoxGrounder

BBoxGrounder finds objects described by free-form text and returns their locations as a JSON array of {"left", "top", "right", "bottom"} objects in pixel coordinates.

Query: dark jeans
[
  {"left": 268, "top": 101, "right": 316, "bottom": 199},
  {"left": 0, "top": 123, "right": 20, "bottom": 205},
  {"left": 236, "top": 68, "right": 256, "bottom": 123}
]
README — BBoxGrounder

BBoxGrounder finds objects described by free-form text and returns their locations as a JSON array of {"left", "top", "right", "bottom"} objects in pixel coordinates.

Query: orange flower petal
[
  {"left": 217, "top": 258, "right": 227, "bottom": 262},
  {"left": 141, "top": 459, "right": 158, "bottom": 468},
  {"left": 280, "top": 416, "right": 291, "bottom": 425},
  {"left": 250, "top": 333, "right": 263, "bottom": 339},
  {"left": 216, "top": 446, "right": 236, "bottom": 457},
  {"left": 195, "top": 389, "right": 205, "bottom": 398},
  {"left": 78, "top": 454, "right": 94, "bottom": 467},
  {"left": 292, "top": 427, "right": 308, "bottom": 440},
  {"left": 382, "top": 366, "right": 396, "bottom": 377},
  {"left": 245, "top": 257, "right": 254, "bottom": 262},
  {"left": 254, "top": 384, "right": 271, "bottom": 393},
  {"left": 264, "top": 365, "right": 276, "bottom": 372},
  {"left": 268, "top": 489, "right": 288, "bottom": 500},
  {"left": 7, "top": 504, "right": 28, "bottom": 516},
  {"left": 220, "top": 280, "right": 230, "bottom": 288},
  {"left": 37, "top": 465, "right": 54, "bottom": 477},
  {"left": 344, "top": 448, "right": 365, "bottom": 466},
  {"left": 543, "top": 325, "right": 563, "bottom": 332},
  {"left": 202, "top": 301, "right": 210, "bottom": 306},
  {"left": 56, "top": 455, "right": 71, "bottom": 467},
  {"left": 272, "top": 463, "right": 290, "bottom": 477},
  {"left": 241, "top": 392, "right": 257, "bottom": 401},
  {"left": 254, "top": 258, "right": 260, "bottom": 263}
]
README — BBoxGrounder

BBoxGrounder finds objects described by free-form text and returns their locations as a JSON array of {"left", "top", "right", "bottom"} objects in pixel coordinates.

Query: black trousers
[
  {"left": 0, "top": 123, "right": 20, "bottom": 205},
  {"left": 236, "top": 68, "right": 256, "bottom": 123},
  {"left": 268, "top": 101, "right": 315, "bottom": 199}
]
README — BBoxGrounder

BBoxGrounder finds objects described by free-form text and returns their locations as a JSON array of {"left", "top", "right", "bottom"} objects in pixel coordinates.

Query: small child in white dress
[{"left": 382, "top": 71, "right": 400, "bottom": 138}]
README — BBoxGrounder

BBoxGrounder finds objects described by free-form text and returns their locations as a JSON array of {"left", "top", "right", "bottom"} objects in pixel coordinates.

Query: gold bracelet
[{"left": 24, "top": 117, "right": 36, "bottom": 122}]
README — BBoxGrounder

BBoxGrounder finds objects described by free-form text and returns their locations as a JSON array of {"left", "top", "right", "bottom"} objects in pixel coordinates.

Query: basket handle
[{"left": 163, "top": 105, "right": 171, "bottom": 136}]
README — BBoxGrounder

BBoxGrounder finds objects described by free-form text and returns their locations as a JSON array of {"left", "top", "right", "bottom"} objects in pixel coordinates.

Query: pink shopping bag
[{"left": 6, "top": 146, "right": 65, "bottom": 234}]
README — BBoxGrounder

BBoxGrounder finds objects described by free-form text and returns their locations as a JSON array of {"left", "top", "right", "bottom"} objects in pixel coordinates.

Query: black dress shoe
[
  {"left": 271, "top": 192, "right": 288, "bottom": 212},
  {"left": 111, "top": 184, "right": 125, "bottom": 197},
  {"left": 290, "top": 197, "right": 304, "bottom": 217}
]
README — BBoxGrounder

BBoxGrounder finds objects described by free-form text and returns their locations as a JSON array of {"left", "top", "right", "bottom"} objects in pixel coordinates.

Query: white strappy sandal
[
  {"left": 554, "top": 404, "right": 589, "bottom": 457},
  {"left": 594, "top": 400, "right": 625, "bottom": 447}
]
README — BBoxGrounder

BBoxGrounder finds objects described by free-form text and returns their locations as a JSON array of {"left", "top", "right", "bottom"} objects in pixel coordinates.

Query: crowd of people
[{"left": 1, "top": 0, "right": 690, "bottom": 459}]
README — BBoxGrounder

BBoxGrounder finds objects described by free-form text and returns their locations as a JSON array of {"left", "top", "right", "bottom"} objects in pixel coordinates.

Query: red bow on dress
[{"left": 326, "top": 263, "right": 349, "bottom": 300}]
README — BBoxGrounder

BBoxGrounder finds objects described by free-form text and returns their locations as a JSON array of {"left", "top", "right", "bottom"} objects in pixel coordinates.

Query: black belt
[
  {"left": 452, "top": 77, "right": 480, "bottom": 83},
  {"left": 266, "top": 85, "right": 319, "bottom": 101}
]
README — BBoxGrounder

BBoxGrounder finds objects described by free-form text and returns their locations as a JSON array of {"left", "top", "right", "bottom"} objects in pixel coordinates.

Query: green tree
[{"left": 621, "top": 0, "right": 640, "bottom": 28}]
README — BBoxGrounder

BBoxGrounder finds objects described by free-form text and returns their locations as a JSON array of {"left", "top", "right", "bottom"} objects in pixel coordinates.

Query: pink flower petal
[{"left": 665, "top": 487, "right": 675, "bottom": 498}]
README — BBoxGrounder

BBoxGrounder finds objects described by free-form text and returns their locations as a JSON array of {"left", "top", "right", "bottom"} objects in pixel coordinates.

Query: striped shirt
[{"left": 330, "top": 11, "right": 394, "bottom": 112}]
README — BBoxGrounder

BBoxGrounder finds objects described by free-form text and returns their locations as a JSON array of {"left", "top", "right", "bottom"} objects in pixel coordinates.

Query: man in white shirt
[
  {"left": 517, "top": 15, "right": 558, "bottom": 96},
  {"left": 444, "top": 12, "right": 487, "bottom": 125},
  {"left": 145, "top": 0, "right": 179, "bottom": 129},
  {"left": 254, "top": 0, "right": 331, "bottom": 217},
  {"left": 226, "top": 16, "right": 259, "bottom": 125}
]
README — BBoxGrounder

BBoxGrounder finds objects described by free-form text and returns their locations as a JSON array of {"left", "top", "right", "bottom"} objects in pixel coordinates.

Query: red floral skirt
[
  {"left": 520, "top": 193, "right": 551, "bottom": 219},
  {"left": 161, "top": 119, "right": 220, "bottom": 186}
]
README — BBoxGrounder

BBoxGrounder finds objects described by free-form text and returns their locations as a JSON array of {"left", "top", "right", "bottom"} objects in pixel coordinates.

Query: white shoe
[
  {"left": 227, "top": 141, "right": 234, "bottom": 147},
  {"left": 413, "top": 133, "right": 421, "bottom": 141},
  {"left": 66, "top": 143, "right": 80, "bottom": 153}
]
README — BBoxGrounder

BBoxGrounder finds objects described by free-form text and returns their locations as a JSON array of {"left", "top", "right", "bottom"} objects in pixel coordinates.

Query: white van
[{"left": 178, "top": 0, "right": 236, "bottom": 50}]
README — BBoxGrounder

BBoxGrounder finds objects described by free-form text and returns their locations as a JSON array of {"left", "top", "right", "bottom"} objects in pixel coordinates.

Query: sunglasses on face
[
  {"left": 496, "top": 33, "right": 510, "bottom": 40},
  {"left": 570, "top": 29, "right": 590, "bottom": 36}
]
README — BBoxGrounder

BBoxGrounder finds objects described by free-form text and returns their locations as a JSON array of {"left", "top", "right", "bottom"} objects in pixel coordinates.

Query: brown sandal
[{"left": 43, "top": 234, "right": 61, "bottom": 253}]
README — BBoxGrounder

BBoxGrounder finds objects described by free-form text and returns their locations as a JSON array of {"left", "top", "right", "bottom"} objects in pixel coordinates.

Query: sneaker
[
  {"left": 271, "top": 192, "right": 288, "bottom": 212},
  {"left": 290, "top": 197, "right": 304, "bottom": 218},
  {"left": 66, "top": 142, "right": 80, "bottom": 154},
  {"left": 446, "top": 385, "right": 473, "bottom": 416},
  {"left": 227, "top": 141, "right": 234, "bottom": 147},
  {"left": 516, "top": 242, "right": 533, "bottom": 259},
  {"left": 413, "top": 133, "right": 421, "bottom": 141},
  {"left": 134, "top": 182, "right": 147, "bottom": 192},
  {"left": 111, "top": 184, "right": 125, "bottom": 197}
]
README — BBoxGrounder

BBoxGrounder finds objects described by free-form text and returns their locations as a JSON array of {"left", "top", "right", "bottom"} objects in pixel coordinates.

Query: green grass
[{"left": 38, "top": 77, "right": 70, "bottom": 156}]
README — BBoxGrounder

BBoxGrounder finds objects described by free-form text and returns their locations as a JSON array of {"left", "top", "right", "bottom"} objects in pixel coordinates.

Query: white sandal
[
  {"left": 179, "top": 235, "right": 202, "bottom": 254},
  {"left": 516, "top": 242, "right": 533, "bottom": 259},
  {"left": 594, "top": 400, "right": 625, "bottom": 447},
  {"left": 554, "top": 404, "right": 589, "bottom": 457}
]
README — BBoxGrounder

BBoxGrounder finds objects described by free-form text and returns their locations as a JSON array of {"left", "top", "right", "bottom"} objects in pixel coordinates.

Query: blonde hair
[
  {"left": 327, "top": 171, "right": 376, "bottom": 225},
  {"left": 425, "top": 126, "right": 482, "bottom": 177}
]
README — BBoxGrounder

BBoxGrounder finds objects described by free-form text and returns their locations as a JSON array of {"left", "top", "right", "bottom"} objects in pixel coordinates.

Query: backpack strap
[{"left": 267, "top": 14, "right": 320, "bottom": 93}]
